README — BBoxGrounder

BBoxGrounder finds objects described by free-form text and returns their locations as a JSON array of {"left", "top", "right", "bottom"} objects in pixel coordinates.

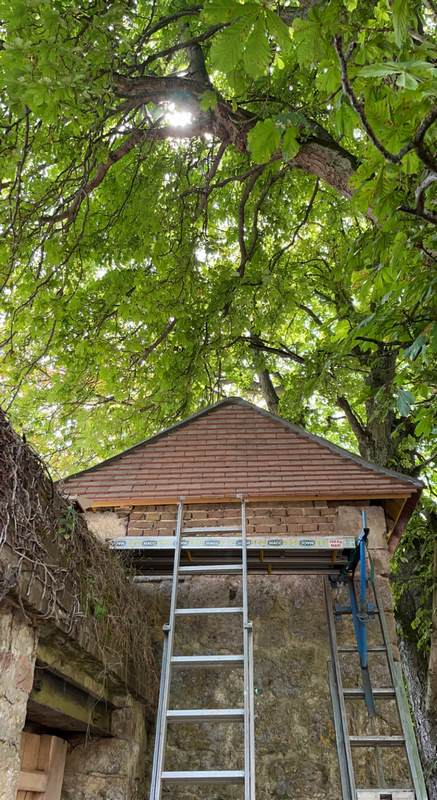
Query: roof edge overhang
[{"left": 75, "top": 491, "right": 417, "bottom": 511}]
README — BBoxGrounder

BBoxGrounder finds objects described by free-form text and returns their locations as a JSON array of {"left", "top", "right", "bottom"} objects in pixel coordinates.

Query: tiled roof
[{"left": 61, "top": 398, "right": 422, "bottom": 503}]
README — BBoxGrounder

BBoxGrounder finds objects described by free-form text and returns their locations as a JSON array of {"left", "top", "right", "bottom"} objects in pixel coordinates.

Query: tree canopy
[{"left": 0, "top": 0, "right": 435, "bottom": 480}]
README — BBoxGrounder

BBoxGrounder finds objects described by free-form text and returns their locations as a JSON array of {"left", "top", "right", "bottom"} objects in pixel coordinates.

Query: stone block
[
  {"left": 85, "top": 511, "right": 127, "bottom": 542},
  {"left": 0, "top": 740, "right": 20, "bottom": 800},
  {"left": 15, "top": 654, "right": 34, "bottom": 694},
  {"left": 0, "top": 609, "right": 37, "bottom": 798},
  {"left": 336, "top": 505, "right": 387, "bottom": 550}
]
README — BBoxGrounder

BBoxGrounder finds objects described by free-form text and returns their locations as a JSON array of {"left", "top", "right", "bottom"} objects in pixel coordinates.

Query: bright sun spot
[{"left": 165, "top": 103, "right": 192, "bottom": 127}]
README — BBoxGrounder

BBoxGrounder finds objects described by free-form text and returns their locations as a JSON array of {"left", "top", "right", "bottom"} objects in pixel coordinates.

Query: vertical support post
[
  {"left": 241, "top": 497, "right": 250, "bottom": 800},
  {"left": 150, "top": 498, "right": 184, "bottom": 800},
  {"left": 248, "top": 624, "right": 255, "bottom": 800}
]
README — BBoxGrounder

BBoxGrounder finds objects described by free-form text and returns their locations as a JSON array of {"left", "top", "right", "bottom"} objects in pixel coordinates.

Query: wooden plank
[
  {"left": 385, "top": 497, "right": 407, "bottom": 540},
  {"left": 38, "top": 736, "right": 67, "bottom": 800},
  {"left": 83, "top": 491, "right": 413, "bottom": 508},
  {"left": 20, "top": 733, "right": 40, "bottom": 770},
  {"left": 16, "top": 771, "right": 48, "bottom": 792}
]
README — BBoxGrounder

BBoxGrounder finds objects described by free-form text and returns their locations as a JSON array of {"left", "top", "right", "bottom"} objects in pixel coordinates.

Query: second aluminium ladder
[
  {"left": 149, "top": 497, "right": 256, "bottom": 799},
  {"left": 325, "top": 513, "right": 428, "bottom": 800}
]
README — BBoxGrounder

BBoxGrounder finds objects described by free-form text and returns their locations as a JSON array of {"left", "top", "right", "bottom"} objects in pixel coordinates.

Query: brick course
[{"left": 122, "top": 500, "right": 349, "bottom": 537}]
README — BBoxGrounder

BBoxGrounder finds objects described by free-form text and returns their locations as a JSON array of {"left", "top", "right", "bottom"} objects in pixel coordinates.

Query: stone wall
[
  {"left": 0, "top": 606, "right": 37, "bottom": 800},
  {"left": 135, "top": 503, "right": 417, "bottom": 798},
  {"left": 142, "top": 572, "right": 411, "bottom": 798},
  {"left": 62, "top": 699, "right": 148, "bottom": 800}
]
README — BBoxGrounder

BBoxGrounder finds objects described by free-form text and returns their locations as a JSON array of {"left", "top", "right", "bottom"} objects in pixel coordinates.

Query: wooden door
[{"left": 16, "top": 732, "right": 67, "bottom": 800}]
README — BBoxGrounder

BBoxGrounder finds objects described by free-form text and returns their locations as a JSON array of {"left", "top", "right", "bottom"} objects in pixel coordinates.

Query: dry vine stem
[{"left": 0, "top": 408, "right": 159, "bottom": 706}]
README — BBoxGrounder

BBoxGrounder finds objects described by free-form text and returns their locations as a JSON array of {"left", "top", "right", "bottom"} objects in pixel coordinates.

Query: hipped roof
[{"left": 62, "top": 398, "right": 422, "bottom": 515}]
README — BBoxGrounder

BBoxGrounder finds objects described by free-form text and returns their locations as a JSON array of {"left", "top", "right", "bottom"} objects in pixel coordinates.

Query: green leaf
[
  {"left": 404, "top": 335, "right": 426, "bottom": 361},
  {"left": 203, "top": 0, "right": 241, "bottom": 23},
  {"left": 396, "top": 70, "right": 418, "bottom": 89},
  {"left": 199, "top": 90, "right": 218, "bottom": 111},
  {"left": 358, "top": 62, "right": 403, "bottom": 78},
  {"left": 247, "top": 119, "right": 281, "bottom": 163},
  {"left": 243, "top": 16, "right": 270, "bottom": 78},
  {"left": 396, "top": 388, "right": 415, "bottom": 417},
  {"left": 265, "top": 9, "right": 291, "bottom": 50},
  {"left": 358, "top": 61, "right": 436, "bottom": 79},
  {"left": 333, "top": 319, "right": 350, "bottom": 340},
  {"left": 393, "top": 0, "right": 409, "bottom": 48},
  {"left": 210, "top": 12, "right": 256, "bottom": 73},
  {"left": 282, "top": 125, "right": 300, "bottom": 159}
]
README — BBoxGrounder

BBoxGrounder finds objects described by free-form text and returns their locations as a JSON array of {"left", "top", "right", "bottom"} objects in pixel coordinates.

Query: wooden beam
[
  {"left": 36, "top": 642, "right": 117, "bottom": 706},
  {"left": 81, "top": 491, "right": 414, "bottom": 510},
  {"left": 385, "top": 497, "right": 407, "bottom": 537},
  {"left": 28, "top": 668, "right": 112, "bottom": 735},
  {"left": 39, "top": 735, "right": 68, "bottom": 800}
]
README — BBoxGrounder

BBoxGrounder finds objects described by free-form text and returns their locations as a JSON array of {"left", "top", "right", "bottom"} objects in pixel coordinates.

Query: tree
[{"left": 0, "top": 0, "right": 435, "bottom": 475}]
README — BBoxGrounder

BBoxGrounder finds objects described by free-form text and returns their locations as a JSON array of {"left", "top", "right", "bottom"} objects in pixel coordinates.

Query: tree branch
[
  {"left": 334, "top": 36, "right": 404, "bottom": 164},
  {"left": 334, "top": 35, "right": 437, "bottom": 176},
  {"left": 242, "top": 335, "right": 305, "bottom": 365},
  {"left": 41, "top": 124, "right": 206, "bottom": 224},
  {"left": 336, "top": 395, "right": 369, "bottom": 446}
]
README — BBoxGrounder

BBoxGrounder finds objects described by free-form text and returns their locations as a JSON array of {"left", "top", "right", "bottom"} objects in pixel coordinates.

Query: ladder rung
[
  {"left": 167, "top": 708, "right": 244, "bottom": 723},
  {"left": 161, "top": 770, "right": 245, "bottom": 784},
  {"left": 179, "top": 564, "right": 242, "bottom": 575},
  {"left": 356, "top": 791, "right": 414, "bottom": 799},
  {"left": 338, "top": 645, "right": 387, "bottom": 653},
  {"left": 343, "top": 687, "right": 396, "bottom": 699},
  {"left": 183, "top": 526, "right": 241, "bottom": 533},
  {"left": 175, "top": 607, "right": 244, "bottom": 616},
  {"left": 172, "top": 655, "right": 244, "bottom": 669},
  {"left": 335, "top": 609, "right": 379, "bottom": 616},
  {"left": 349, "top": 735, "right": 405, "bottom": 747}
]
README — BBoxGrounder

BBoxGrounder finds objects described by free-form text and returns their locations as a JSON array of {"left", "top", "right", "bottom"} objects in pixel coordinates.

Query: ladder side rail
[
  {"left": 324, "top": 577, "right": 356, "bottom": 800},
  {"left": 248, "top": 622, "right": 256, "bottom": 800},
  {"left": 151, "top": 498, "right": 184, "bottom": 800},
  {"left": 241, "top": 497, "right": 252, "bottom": 800},
  {"left": 372, "top": 581, "right": 428, "bottom": 800},
  {"left": 150, "top": 633, "right": 168, "bottom": 799},
  {"left": 327, "top": 660, "right": 354, "bottom": 800}
]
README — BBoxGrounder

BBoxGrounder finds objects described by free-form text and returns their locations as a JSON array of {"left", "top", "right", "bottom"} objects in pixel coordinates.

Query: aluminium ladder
[
  {"left": 324, "top": 514, "right": 428, "bottom": 800},
  {"left": 149, "top": 497, "right": 255, "bottom": 799}
]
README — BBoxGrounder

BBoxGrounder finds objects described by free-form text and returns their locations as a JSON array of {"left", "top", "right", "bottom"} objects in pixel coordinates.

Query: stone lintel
[{"left": 28, "top": 667, "right": 112, "bottom": 735}]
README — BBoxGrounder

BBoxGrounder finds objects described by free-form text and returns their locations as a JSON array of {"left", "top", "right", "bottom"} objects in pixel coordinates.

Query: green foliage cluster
[
  {"left": 392, "top": 497, "right": 436, "bottom": 655},
  {"left": 0, "top": 0, "right": 434, "bottom": 487}
]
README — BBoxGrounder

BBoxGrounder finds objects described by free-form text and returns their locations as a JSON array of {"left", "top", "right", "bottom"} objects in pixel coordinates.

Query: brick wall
[{"left": 124, "top": 500, "right": 371, "bottom": 537}]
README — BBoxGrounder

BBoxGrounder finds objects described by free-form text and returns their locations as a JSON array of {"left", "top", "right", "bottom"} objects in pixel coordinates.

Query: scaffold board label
[{"left": 110, "top": 535, "right": 356, "bottom": 550}]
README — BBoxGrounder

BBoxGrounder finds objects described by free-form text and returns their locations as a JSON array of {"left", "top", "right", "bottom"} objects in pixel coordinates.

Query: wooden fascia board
[
  {"left": 388, "top": 491, "right": 422, "bottom": 552},
  {"left": 78, "top": 491, "right": 415, "bottom": 510}
]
